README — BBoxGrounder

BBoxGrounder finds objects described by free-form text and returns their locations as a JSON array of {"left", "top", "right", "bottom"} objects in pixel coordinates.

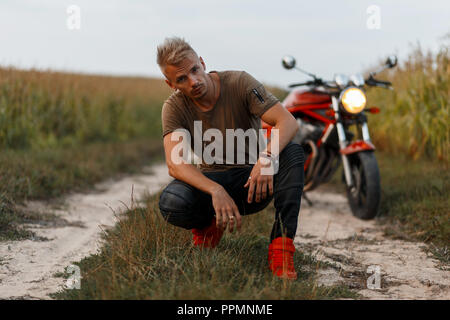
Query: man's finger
[
  {"left": 247, "top": 180, "right": 255, "bottom": 203},
  {"left": 234, "top": 207, "right": 242, "bottom": 232},
  {"left": 244, "top": 176, "right": 252, "bottom": 188},
  {"left": 222, "top": 209, "right": 230, "bottom": 229},
  {"left": 229, "top": 205, "right": 242, "bottom": 233},
  {"left": 255, "top": 180, "right": 262, "bottom": 202},
  {"left": 215, "top": 212, "right": 222, "bottom": 228},
  {"left": 225, "top": 208, "right": 234, "bottom": 233},
  {"left": 268, "top": 177, "right": 274, "bottom": 196},
  {"left": 261, "top": 180, "right": 268, "bottom": 200},
  {"left": 216, "top": 210, "right": 225, "bottom": 229},
  {"left": 228, "top": 217, "right": 234, "bottom": 233}
]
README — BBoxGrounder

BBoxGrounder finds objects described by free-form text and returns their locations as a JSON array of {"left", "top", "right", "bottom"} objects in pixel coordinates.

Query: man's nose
[{"left": 188, "top": 75, "right": 199, "bottom": 88}]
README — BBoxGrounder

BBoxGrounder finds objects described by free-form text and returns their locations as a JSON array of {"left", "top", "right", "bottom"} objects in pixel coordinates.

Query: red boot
[
  {"left": 268, "top": 237, "right": 298, "bottom": 280},
  {"left": 192, "top": 217, "right": 224, "bottom": 248}
]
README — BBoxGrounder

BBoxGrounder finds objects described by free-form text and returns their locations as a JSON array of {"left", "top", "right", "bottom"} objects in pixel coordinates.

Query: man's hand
[
  {"left": 211, "top": 185, "right": 242, "bottom": 233},
  {"left": 244, "top": 158, "right": 274, "bottom": 203}
]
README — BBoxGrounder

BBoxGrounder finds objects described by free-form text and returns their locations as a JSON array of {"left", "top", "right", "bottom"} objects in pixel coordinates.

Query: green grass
[
  {"left": 375, "top": 153, "right": 449, "bottom": 249},
  {"left": 0, "top": 139, "right": 163, "bottom": 241},
  {"left": 329, "top": 152, "right": 449, "bottom": 262},
  {"left": 51, "top": 194, "right": 358, "bottom": 300}
]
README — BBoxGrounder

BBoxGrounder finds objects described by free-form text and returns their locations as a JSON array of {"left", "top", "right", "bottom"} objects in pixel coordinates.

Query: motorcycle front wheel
[{"left": 346, "top": 151, "right": 381, "bottom": 220}]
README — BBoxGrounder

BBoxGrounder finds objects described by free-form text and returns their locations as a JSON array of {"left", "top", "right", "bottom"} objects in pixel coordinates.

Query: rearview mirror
[
  {"left": 282, "top": 56, "right": 296, "bottom": 69},
  {"left": 386, "top": 55, "right": 398, "bottom": 68}
]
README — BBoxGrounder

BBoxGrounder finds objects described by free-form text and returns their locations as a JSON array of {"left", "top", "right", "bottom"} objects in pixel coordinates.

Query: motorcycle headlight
[{"left": 340, "top": 87, "right": 367, "bottom": 114}]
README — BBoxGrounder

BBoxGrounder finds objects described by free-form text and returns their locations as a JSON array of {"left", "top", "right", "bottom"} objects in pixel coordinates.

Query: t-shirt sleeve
[
  {"left": 239, "top": 71, "right": 279, "bottom": 117},
  {"left": 161, "top": 101, "right": 186, "bottom": 138}
]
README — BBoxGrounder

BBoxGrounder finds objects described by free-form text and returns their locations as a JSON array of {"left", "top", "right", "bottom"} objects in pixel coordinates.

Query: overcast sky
[{"left": 0, "top": 0, "right": 448, "bottom": 87}]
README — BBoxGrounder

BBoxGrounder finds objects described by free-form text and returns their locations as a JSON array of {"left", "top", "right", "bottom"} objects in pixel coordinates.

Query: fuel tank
[
  {"left": 282, "top": 89, "right": 331, "bottom": 108},
  {"left": 262, "top": 89, "right": 332, "bottom": 136}
]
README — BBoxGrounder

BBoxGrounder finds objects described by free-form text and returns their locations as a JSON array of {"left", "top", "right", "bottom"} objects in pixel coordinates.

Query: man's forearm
[
  {"left": 263, "top": 117, "right": 298, "bottom": 157},
  {"left": 168, "top": 162, "right": 222, "bottom": 196}
]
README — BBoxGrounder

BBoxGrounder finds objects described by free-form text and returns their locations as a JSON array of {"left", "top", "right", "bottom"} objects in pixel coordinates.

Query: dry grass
[
  {"left": 0, "top": 66, "right": 172, "bottom": 149},
  {"left": 366, "top": 34, "right": 449, "bottom": 162},
  {"left": 0, "top": 139, "right": 163, "bottom": 240},
  {"left": 375, "top": 153, "right": 450, "bottom": 250}
]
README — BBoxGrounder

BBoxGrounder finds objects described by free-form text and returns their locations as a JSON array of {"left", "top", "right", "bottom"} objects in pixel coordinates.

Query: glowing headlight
[{"left": 340, "top": 87, "right": 367, "bottom": 114}]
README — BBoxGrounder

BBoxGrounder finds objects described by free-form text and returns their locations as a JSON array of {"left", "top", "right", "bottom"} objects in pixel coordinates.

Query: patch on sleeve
[{"left": 252, "top": 88, "right": 265, "bottom": 103}]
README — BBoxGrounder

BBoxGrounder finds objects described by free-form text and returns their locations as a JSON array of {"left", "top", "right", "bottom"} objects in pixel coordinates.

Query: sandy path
[
  {"left": 294, "top": 190, "right": 450, "bottom": 299},
  {"left": 0, "top": 164, "right": 172, "bottom": 300},
  {"left": 0, "top": 164, "right": 448, "bottom": 299}
]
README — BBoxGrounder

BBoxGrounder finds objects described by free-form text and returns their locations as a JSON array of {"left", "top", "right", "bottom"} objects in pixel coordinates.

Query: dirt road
[
  {"left": 295, "top": 191, "right": 449, "bottom": 299},
  {"left": 0, "top": 163, "right": 448, "bottom": 299},
  {"left": 0, "top": 164, "right": 172, "bottom": 299}
]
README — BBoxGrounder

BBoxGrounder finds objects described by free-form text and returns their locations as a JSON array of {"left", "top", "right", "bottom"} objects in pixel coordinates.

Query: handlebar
[
  {"left": 365, "top": 75, "right": 392, "bottom": 88},
  {"left": 288, "top": 76, "right": 391, "bottom": 89},
  {"left": 288, "top": 79, "right": 337, "bottom": 89},
  {"left": 288, "top": 81, "right": 314, "bottom": 88}
]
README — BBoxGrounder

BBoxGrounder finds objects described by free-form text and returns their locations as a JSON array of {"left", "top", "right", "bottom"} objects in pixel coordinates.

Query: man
[{"left": 157, "top": 37, "right": 304, "bottom": 279}]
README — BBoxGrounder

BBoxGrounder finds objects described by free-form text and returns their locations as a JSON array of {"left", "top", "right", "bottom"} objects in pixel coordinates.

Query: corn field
[
  {"left": 366, "top": 35, "right": 449, "bottom": 162},
  {"left": 1, "top": 39, "right": 448, "bottom": 163},
  {"left": 0, "top": 68, "right": 171, "bottom": 150}
]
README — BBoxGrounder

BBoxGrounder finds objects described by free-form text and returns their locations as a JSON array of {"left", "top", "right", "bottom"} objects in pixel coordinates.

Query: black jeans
[{"left": 158, "top": 142, "right": 305, "bottom": 241}]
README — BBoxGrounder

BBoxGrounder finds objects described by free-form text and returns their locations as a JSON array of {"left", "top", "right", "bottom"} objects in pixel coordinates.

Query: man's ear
[
  {"left": 165, "top": 79, "right": 175, "bottom": 90},
  {"left": 161, "top": 66, "right": 175, "bottom": 89},
  {"left": 199, "top": 56, "right": 206, "bottom": 71}
]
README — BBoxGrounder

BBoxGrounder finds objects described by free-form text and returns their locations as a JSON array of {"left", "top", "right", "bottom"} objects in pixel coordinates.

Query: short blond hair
[{"left": 157, "top": 37, "right": 197, "bottom": 69}]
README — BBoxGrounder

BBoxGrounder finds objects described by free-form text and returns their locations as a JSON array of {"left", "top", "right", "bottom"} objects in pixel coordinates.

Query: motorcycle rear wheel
[{"left": 346, "top": 151, "right": 381, "bottom": 220}]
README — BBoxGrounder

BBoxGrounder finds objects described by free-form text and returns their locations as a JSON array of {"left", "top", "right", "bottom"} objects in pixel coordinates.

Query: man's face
[{"left": 163, "top": 52, "right": 209, "bottom": 99}]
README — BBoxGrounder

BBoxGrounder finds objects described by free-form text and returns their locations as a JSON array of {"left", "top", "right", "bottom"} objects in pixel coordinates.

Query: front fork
[{"left": 331, "top": 96, "right": 372, "bottom": 192}]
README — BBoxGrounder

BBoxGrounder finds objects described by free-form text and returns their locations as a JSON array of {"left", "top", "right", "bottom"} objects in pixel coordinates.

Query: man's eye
[{"left": 192, "top": 67, "right": 198, "bottom": 73}]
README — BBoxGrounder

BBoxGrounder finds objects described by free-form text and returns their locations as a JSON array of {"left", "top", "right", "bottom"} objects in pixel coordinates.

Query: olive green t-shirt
[{"left": 161, "top": 70, "right": 279, "bottom": 172}]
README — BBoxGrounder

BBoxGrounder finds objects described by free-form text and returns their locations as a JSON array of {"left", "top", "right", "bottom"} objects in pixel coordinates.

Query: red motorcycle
[{"left": 263, "top": 55, "right": 397, "bottom": 219}]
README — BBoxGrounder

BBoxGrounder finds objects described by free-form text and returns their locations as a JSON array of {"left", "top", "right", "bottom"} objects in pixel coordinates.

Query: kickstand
[{"left": 302, "top": 193, "right": 313, "bottom": 206}]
